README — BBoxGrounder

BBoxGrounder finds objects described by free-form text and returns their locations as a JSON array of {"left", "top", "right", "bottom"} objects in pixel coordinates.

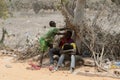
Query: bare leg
[{"left": 39, "top": 51, "right": 44, "bottom": 66}]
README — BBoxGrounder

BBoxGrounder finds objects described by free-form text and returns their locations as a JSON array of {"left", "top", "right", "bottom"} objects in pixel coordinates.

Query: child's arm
[
  {"left": 55, "top": 33, "right": 65, "bottom": 35},
  {"left": 58, "top": 27, "right": 70, "bottom": 31},
  {"left": 55, "top": 27, "right": 70, "bottom": 35}
]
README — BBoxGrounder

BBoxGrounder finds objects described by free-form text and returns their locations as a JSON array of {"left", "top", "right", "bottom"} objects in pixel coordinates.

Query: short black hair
[
  {"left": 65, "top": 30, "right": 72, "bottom": 38},
  {"left": 49, "top": 21, "right": 56, "bottom": 27}
]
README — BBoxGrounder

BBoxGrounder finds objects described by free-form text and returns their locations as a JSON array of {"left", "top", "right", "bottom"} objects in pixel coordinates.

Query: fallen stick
[{"left": 73, "top": 71, "right": 120, "bottom": 79}]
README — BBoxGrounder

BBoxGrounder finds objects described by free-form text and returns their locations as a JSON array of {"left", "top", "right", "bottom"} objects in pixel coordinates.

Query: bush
[{"left": 0, "top": 0, "right": 8, "bottom": 19}]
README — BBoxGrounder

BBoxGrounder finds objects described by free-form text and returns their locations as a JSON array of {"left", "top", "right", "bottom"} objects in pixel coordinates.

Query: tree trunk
[
  {"left": 61, "top": 0, "right": 86, "bottom": 54},
  {"left": 73, "top": 0, "right": 86, "bottom": 54},
  {"left": 0, "top": 28, "right": 7, "bottom": 44},
  {"left": 73, "top": 0, "right": 85, "bottom": 26}
]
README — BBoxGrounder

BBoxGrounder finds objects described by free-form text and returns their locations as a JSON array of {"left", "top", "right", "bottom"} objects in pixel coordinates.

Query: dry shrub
[{"left": 16, "top": 40, "right": 41, "bottom": 60}]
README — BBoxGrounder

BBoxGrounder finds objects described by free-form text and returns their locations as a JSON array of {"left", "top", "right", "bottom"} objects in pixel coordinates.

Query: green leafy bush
[{"left": 0, "top": 0, "right": 8, "bottom": 19}]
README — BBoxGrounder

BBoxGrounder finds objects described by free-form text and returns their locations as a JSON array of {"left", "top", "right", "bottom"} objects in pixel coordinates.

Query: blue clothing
[
  {"left": 57, "top": 54, "right": 75, "bottom": 69},
  {"left": 48, "top": 48, "right": 60, "bottom": 64}
]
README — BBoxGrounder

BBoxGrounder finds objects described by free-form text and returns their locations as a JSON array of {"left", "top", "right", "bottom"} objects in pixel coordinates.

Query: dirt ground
[{"left": 0, "top": 56, "right": 119, "bottom": 80}]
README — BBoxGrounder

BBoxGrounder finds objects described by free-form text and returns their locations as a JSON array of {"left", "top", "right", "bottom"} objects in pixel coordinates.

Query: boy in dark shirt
[{"left": 48, "top": 30, "right": 76, "bottom": 73}]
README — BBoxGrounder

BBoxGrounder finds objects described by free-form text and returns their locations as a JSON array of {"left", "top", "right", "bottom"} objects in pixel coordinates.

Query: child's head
[
  {"left": 49, "top": 21, "right": 56, "bottom": 27},
  {"left": 65, "top": 30, "right": 72, "bottom": 39}
]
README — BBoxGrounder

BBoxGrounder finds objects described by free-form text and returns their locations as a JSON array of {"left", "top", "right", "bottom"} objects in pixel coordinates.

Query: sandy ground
[{"left": 0, "top": 56, "right": 119, "bottom": 80}]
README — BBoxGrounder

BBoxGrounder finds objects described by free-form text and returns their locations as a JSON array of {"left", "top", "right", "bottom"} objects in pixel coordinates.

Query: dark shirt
[{"left": 59, "top": 37, "right": 74, "bottom": 48}]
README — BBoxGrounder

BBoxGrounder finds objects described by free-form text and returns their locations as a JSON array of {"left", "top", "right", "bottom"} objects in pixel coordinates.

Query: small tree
[{"left": 0, "top": 0, "right": 8, "bottom": 48}]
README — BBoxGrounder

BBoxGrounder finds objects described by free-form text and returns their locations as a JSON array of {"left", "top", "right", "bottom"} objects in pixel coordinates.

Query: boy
[{"left": 54, "top": 30, "right": 76, "bottom": 73}]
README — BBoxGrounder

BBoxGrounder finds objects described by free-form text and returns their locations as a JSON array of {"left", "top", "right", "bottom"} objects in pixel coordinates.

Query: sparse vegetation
[{"left": 0, "top": 0, "right": 8, "bottom": 19}]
